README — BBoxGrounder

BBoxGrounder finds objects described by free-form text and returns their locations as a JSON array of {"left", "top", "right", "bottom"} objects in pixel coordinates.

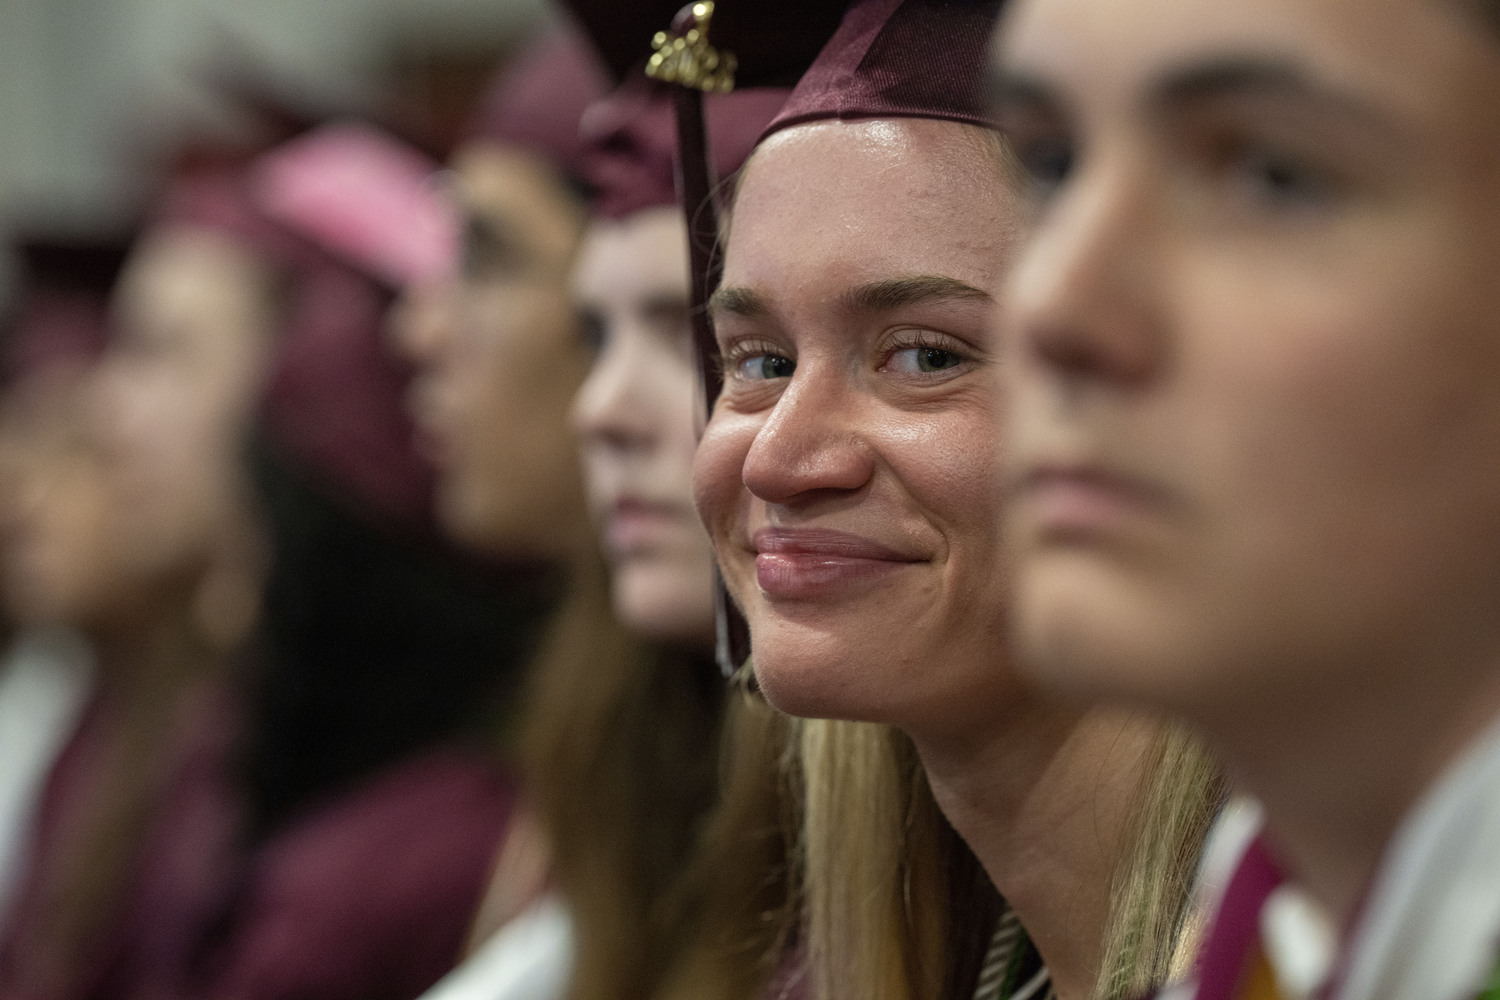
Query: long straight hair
[
  {"left": 794, "top": 716, "right": 1222, "bottom": 1000},
  {"left": 519, "top": 554, "right": 727, "bottom": 1000}
]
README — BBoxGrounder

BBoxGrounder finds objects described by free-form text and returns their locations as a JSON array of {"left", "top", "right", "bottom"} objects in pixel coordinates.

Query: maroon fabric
[
  {"left": 197, "top": 750, "right": 516, "bottom": 1000},
  {"left": 578, "top": 78, "right": 791, "bottom": 220},
  {"left": 0, "top": 680, "right": 243, "bottom": 1000},
  {"left": 561, "top": 0, "right": 850, "bottom": 87},
  {"left": 4, "top": 292, "right": 109, "bottom": 387},
  {"left": 152, "top": 164, "right": 315, "bottom": 277},
  {"left": 253, "top": 254, "right": 434, "bottom": 535},
  {"left": 1188, "top": 834, "right": 1286, "bottom": 1000},
  {"left": 762, "top": 0, "right": 1004, "bottom": 142},
  {"left": 465, "top": 25, "right": 610, "bottom": 176},
  {"left": 3, "top": 239, "right": 128, "bottom": 383},
  {"left": 150, "top": 151, "right": 436, "bottom": 534}
]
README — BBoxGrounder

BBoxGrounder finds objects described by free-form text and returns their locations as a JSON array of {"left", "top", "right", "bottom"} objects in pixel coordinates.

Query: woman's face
[
  {"left": 995, "top": 0, "right": 1500, "bottom": 720},
  {"left": 391, "top": 144, "right": 590, "bottom": 559},
  {"left": 571, "top": 207, "right": 715, "bottom": 646},
  {"left": 695, "top": 119, "right": 1024, "bottom": 737},
  {"left": 0, "top": 369, "right": 126, "bottom": 628},
  {"left": 94, "top": 226, "right": 273, "bottom": 585}
]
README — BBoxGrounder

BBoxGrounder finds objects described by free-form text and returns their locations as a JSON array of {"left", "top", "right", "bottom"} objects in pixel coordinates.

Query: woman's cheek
[{"left": 692, "top": 414, "right": 755, "bottom": 557}]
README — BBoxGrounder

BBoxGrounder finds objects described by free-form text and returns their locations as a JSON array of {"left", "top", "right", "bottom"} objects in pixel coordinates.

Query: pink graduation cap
[
  {"left": 251, "top": 122, "right": 457, "bottom": 289},
  {"left": 149, "top": 137, "right": 437, "bottom": 535},
  {"left": 232, "top": 134, "right": 437, "bottom": 536}
]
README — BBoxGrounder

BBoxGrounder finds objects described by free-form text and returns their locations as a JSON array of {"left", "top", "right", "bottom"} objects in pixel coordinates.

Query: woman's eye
[
  {"left": 735, "top": 353, "right": 795, "bottom": 381},
  {"left": 1229, "top": 147, "right": 1336, "bottom": 209},
  {"left": 1013, "top": 136, "right": 1075, "bottom": 192},
  {"left": 886, "top": 346, "right": 965, "bottom": 376}
]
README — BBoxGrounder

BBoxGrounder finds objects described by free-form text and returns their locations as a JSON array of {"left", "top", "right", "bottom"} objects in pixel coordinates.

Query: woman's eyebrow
[
  {"left": 1151, "top": 55, "right": 1397, "bottom": 134},
  {"left": 708, "top": 285, "right": 771, "bottom": 319},
  {"left": 838, "top": 275, "right": 993, "bottom": 313}
]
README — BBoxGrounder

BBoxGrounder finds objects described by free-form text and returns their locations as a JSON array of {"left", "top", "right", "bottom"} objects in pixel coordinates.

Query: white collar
[{"left": 1331, "top": 709, "right": 1500, "bottom": 1000}]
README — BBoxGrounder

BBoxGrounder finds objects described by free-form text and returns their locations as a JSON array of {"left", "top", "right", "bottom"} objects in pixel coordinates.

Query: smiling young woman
[{"left": 692, "top": 3, "right": 1222, "bottom": 999}]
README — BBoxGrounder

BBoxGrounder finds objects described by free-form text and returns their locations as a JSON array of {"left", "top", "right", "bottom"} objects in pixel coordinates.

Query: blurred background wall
[{"left": 0, "top": 0, "right": 549, "bottom": 305}]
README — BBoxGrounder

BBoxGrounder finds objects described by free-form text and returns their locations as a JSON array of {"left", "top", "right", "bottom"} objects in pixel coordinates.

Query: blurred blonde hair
[{"left": 520, "top": 555, "right": 727, "bottom": 1000}]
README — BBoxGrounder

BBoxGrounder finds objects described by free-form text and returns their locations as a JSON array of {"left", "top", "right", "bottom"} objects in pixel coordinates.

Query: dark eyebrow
[
  {"left": 1153, "top": 56, "right": 1396, "bottom": 132},
  {"left": 708, "top": 285, "right": 771, "bottom": 318},
  {"left": 838, "top": 275, "right": 993, "bottom": 313},
  {"left": 709, "top": 275, "right": 991, "bottom": 322}
]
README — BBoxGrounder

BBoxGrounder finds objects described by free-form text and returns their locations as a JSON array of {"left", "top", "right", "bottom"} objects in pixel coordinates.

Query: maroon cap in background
[
  {"left": 252, "top": 258, "right": 434, "bottom": 537},
  {"left": 3, "top": 237, "right": 131, "bottom": 385},
  {"left": 144, "top": 141, "right": 437, "bottom": 537},
  {"left": 463, "top": 24, "right": 611, "bottom": 177},
  {"left": 562, "top": 0, "right": 850, "bottom": 87},
  {"left": 762, "top": 0, "right": 1005, "bottom": 141},
  {"left": 577, "top": 78, "right": 790, "bottom": 221},
  {"left": 239, "top": 134, "right": 437, "bottom": 538}
]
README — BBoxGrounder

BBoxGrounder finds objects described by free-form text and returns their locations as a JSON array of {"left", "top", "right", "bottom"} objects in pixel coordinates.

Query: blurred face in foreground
[
  {"left": 995, "top": 0, "right": 1500, "bottom": 722},
  {"left": 571, "top": 207, "right": 716, "bottom": 646},
  {"left": 392, "top": 144, "right": 590, "bottom": 559},
  {"left": 695, "top": 119, "right": 1025, "bottom": 738}
]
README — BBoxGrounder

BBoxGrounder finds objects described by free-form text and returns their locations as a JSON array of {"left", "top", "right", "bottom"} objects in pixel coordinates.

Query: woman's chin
[
  {"left": 750, "top": 642, "right": 886, "bottom": 724},
  {"left": 612, "top": 566, "right": 717, "bottom": 648}
]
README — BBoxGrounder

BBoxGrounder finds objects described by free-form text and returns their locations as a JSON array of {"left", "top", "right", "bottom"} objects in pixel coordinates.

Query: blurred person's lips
[
  {"left": 1009, "top": 459, "right": 1173, "bottom": 540},
  {"left": 753, "top": 526, "right": 924, "bottom": 600},
  {"left": 605, "top": 497, "right": 695, "bottom": 556},
  {"left": 405, "top": 378, "right": 454, "bottom": 466}
]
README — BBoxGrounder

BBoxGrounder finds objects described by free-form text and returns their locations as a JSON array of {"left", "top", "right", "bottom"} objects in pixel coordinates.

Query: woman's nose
[
  {"left": 741, "top": 368, "right": 875, "bottom": 506},
  {"left": 571, "top": 333, "right": 651, "bottom": 450},
  {"left": 387, "top": 280, "right": 458, "bottom": 366},
  {"left": 1004, "top": 156, "right": 1167, "bottom": 393}
]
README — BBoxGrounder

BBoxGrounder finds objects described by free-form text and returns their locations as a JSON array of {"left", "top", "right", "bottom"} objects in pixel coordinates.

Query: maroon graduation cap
[
  {"left": 3, "top": 235, "right": 131, "bottom": 386},
  {"left": 575, "top": 75, "right": 789, "bottom": 221},
  {"left": 464, "top": 24, "right": 611, "bottom": 180}
]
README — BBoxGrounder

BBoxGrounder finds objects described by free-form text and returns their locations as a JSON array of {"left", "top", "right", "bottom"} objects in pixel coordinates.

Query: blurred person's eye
[
  {"left": 577, "top": 309, "right": 606, "bottom": 353},
  {"left": 461, "top": 217, "right": 525, "bottom": 280}
]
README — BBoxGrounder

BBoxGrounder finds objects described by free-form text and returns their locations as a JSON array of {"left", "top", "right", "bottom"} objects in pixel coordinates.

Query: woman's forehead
[{"left": 724, "top": 120, "right": 1011, "bottom": 296}]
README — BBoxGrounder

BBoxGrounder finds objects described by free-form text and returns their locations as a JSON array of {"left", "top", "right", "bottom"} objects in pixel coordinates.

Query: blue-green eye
[
  {"left": 736, "top": 353, "right": 795, "bottom": 381},
  {"left": 887, "top": 346, "right": 964, "bottom": 375}
]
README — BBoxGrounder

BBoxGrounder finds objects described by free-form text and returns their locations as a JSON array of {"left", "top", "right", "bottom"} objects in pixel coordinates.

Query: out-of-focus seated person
[
  {"left": 0, "top": 237, "right": 127, "bottom": 932},
  {"left": 179, "top": 119, "right": 540, "bottom": 1000}
]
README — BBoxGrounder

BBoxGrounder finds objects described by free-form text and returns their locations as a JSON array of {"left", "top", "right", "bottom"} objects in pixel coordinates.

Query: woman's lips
[
  {"left": 605, "top": 498, "right": 694, "bottom": 554},
  {"left": 752, "top": 526, "right": 924, "bottom": 600},
  {"left": 1012, "top": 462, "right": 1169, "bottom": 539}
]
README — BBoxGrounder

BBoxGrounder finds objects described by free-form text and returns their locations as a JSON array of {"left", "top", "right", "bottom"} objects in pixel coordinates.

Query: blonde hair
[
  {"left": 1096, "top": 724, "right": 1225, "bottom": 996},
  {"left": 654, "top": 679, "right": 801, "bottom": 1000},
  {"left": 795, "top": 719, "right": 999, "bottom": 1000},
  {"left": 794, "top": 717, "right": 1221, "bottom": 1000},
  {"left": 519, "top": 556, "right": 726, "bottom": 1000}
]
